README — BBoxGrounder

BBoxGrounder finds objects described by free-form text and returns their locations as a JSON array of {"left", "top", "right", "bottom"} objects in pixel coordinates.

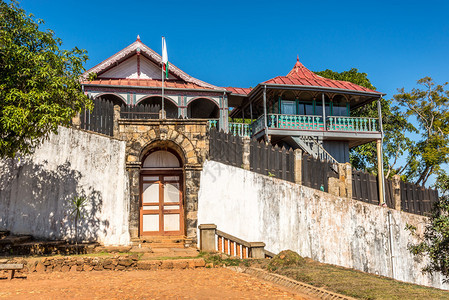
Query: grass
[{"left": 258, "top": 250, "right": 449, "bottom": 300}]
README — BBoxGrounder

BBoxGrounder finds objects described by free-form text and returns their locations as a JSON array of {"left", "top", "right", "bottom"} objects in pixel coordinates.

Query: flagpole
[{"left": 161, "top": 36, "right": 165, "bottom": 119}]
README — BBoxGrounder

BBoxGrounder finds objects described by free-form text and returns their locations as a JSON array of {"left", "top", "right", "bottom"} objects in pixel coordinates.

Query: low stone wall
[
  {"left": 0, "top": 126, "right": 130, "bottom": 245},
  {"left": 0, "top": 256, "right": 206, "bottom": 277},
  {"left": 198, "top": 160, "right": 449, "bottom": 290}
]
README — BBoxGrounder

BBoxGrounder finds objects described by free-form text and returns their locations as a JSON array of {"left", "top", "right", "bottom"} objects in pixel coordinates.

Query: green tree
[
  {"left": 407, "top": 198, "right": 449, "bottom": 283},
  {"left": 315, "top": 68, "right": 415, "bottom": 178},
  {"left": 394, "top": 77, "right": 449, "bottom": 185},
  {"left": 0, "top": 0, "right": 91, "bottom": 158}
]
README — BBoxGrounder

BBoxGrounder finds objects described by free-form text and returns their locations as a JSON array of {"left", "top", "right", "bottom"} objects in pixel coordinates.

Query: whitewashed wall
[
  {"left": 0, "top": 127, "right": 130, "bottom": 245},
  {"left": 198, "top": 160, "right": 448, "bottom": 290}
]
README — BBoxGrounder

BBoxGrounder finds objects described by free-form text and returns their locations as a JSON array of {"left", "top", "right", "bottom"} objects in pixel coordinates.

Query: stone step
[{"left": 131, "top": 236, "right": 186, "bottom": 244}]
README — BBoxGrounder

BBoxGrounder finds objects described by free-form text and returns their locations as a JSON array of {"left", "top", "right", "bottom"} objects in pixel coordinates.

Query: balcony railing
[
  {"left": 251, "top": 114, "right": 379, "bottom": 133},
  {"left": 208, "top": 120, "right": 252, "bottom": 137},
  {"left": 327, "top": 116, "right": 378, "bottom": 132}
]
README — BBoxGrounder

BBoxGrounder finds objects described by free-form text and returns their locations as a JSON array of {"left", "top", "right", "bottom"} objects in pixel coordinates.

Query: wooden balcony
[{"left": 252, "top": 113, "right": 381, "bottom": 147}]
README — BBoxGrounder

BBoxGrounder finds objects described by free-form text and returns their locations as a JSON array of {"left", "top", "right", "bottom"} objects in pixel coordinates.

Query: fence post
[
  {"left": 294, "top": 149, "right": 302, "bottom": 185},
  {"left": 72, "top": 112, "right": 81, "bottom": 129},
  {"left": 392, "top": 175, "right": 401, "bottom": 211},
  {"left": 337, "top": 163, "right": 347, "bottom": 197},
  {"left": 113, "top": 105, "right": 121, "bottom": 138},
  {"left": 198, "top": 224, "right": 217, "bottom": 252},
  {"left": 242, "top": 136, "right": 251, "bottom": 170},
  {"left": 345, "top": 163, "right": 353, "bottom": 199},
  {"left": 328, "top": 177, "right": 340, "bottom": 196},
  {"left": 249, "top": 242, "right": 266, "bottom": 259}
]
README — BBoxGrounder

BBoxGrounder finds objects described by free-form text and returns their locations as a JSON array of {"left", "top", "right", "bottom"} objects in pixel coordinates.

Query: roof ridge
[{"left": 82, "top": 39, "right": 224, "bottom": 91}]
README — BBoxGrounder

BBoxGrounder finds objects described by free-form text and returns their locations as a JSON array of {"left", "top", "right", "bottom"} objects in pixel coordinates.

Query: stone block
[
  {"left": 193, "top": 259, "right": 206, "bottom": 268},
  {"left": 35, "top": 262, "right": 46, "bottom": 273},
  {"left": 61, "top": 265, "right": 70, "bottom": 272},
  {"left": 161, "top": 260, "right": 173, "bottom": 269},
  {"left": 172, "top": 260, "right": 188, "bottom": 269}
]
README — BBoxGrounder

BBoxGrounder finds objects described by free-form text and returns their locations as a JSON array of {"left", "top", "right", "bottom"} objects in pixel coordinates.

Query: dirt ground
[{"left": 0, "top": 268, "right": 305, "bottom": 299}]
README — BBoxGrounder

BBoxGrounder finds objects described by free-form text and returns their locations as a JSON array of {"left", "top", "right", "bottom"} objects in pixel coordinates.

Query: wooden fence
[
  {"left": 302, "top": 153, "right": 338, "bottom": 193},
  {"left": 249, "top": 139, "right": 295, "bottom": 182},
  {"left": 209, "top": 129, "right": 243, "bottom": 168},
  {"left": 352, "top": 169, "right": 438, "bottom": 216},
  {"left": 401, "top": 181, "right": 439, "bottom": 216},
  {"left": 80, "top": 97, "right": 114, "bottom": 136}
]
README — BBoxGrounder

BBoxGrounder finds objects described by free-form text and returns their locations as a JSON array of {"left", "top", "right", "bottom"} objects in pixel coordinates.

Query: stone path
[{"left": 0, "top": 268, "right": 307, "bottom": 299}]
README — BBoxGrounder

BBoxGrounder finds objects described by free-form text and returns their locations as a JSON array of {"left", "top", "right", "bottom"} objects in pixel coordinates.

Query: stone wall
[
  {"left": 0, "top": 127, "right": 130, "bottom": 245},
  {"left": 118, "top": 119, "right": 209, "bottom": 242},
  {"left": 198, "top": 160, "right": 449, "bottom": 290}
]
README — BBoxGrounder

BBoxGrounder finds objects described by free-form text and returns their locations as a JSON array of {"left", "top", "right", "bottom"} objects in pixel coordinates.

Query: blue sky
[
  {"left": 15, "top": 0, "right": 449, "bottom": 185},
  {"left": 19, "top": 0, "right": 449, "bottom": 98}
]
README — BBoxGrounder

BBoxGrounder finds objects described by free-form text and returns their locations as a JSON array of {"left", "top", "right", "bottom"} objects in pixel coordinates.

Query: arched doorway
[{"left": 140, "top": 149, "right": 184, "bottom": 236}]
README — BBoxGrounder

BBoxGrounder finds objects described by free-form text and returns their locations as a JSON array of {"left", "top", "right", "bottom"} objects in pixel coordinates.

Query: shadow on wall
[{"left": 0, "top": 157, "right": 109, "bottom": 242}]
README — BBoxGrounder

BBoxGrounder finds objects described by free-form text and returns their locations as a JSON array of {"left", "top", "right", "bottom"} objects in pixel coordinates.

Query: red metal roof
[
  {"left": 82, "top": 79, "right": 215, "bottom": 90},
  {"left": 225, "top": 87, "right": 252, "bottom": 95},
  {"left": 264, "top": 57, "right": 381, "bottom": 94}
]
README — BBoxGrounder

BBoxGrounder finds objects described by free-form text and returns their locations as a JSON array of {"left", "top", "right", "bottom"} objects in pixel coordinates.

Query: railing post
[
  {"left": 249, "top": 242, "right": 266, "bottom": 259},
  {"left": 198, "top": 224, "right": 217, "bottom": 252},
  {"left": 242, "top": 136, "right": 251, "bottom": 170},
  {"left": 294, "top": 149, "right": 302, "bottom": 185},
  {"left": 392, "top": 175, "right": 401, "bottom": 210},
  {"left": 113, "top": 105, "right": 121, "bottom": 138}
]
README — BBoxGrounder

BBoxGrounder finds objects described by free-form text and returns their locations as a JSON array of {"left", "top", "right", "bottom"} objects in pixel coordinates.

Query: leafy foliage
[
  {"left": 407, "top": 198, "right": 449, "bottom": 282},
  {"left": 315, "top": 68, "right": 414, "bottom": 178},
  {"left": 315, "top": 69, "right": 448, "bottom": 186},
  {"left": 394, "top": 77, "right": 449, "bottom": 185},
  {"left": 0, "top": 0, "right": 91, "bottom": 158}
]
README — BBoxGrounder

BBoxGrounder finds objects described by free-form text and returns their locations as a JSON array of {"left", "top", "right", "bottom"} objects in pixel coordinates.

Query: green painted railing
[
  {"left": 208, "top": 119, "right": 218, "bottom": 129},
  {"left": 327, "top": 116, "right": 378, "bottom": 132},
  {"left": 249, "top": 114, "right": 379, "bottom": 134},
  {"left": 269, "top": 114, "right": 324, "bottom": 131},
  {"left": 229, "top": 122, "right": 251, "bottom": 137},
  {"left": 208, "top": 120, "right": 251, "bottom": 137}
]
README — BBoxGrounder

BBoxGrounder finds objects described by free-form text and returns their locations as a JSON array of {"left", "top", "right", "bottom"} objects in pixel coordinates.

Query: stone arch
[
  {"left": 186, "top": 97, "right": 219, "bottom": 118},
  {"left": 94, "top": 93, "right": 127, "bottom": 106},
  {"left": 134, "top": 129, "right": 199, "bottom": 166},
  {"left": 136, "top": 95, "right": 179, "bottom": 118}
]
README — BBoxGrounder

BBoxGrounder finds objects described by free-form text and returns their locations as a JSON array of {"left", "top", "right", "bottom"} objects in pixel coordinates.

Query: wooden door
[{"left": 140, "top": 172, "right": 184, "bottom": 236}]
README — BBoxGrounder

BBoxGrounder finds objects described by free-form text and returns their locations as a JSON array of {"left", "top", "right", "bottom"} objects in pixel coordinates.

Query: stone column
[
  {"left": 294, "top": 149, "right": 303, "bottom": 185},
  {"left": 126, "top": 162, "right": 141, "bottom": 239},
  {"left": 392, "top": 175, "right": 401, "bottom": 210},
  {"left": 113, "top": 105, "right": 121, "bottom": 138},
  {"left": 338, "top": 163, "right": 347, "bottom": 197},
  {"left": 198, "top": 224, "right": 217, "bottom": 251},
  {"left": 185, "top": 165, "right": 202, "bottom": 244},
  {"left": 345, "top": 163, "right": 353, "bottom": 199},
  {"left": 242, "top": 137, "right": 251, "bottom": 170},
  {"left": 72, "top": 112, "right": 81, "bottom": 129},
  {"left": 249, "top": 242, "right": 266, "bottom": 259}
]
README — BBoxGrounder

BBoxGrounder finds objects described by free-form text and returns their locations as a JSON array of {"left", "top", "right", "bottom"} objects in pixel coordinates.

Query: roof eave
[{"left": 82, "top": 82, "right": 227, "bottom": 93}]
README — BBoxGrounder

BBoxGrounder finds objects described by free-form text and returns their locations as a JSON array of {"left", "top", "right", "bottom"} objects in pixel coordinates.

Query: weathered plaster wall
[
  {"left": 0, "top": 127, "right": 129, "bottom": 245},
  {"left": 198, "top": 160, "right": 448, "bottom": 290}
]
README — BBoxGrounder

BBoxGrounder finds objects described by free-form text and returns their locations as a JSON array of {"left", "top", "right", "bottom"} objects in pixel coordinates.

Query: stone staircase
[{"left": 130, "top": 235, "right": 199, "bottom": 258}]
